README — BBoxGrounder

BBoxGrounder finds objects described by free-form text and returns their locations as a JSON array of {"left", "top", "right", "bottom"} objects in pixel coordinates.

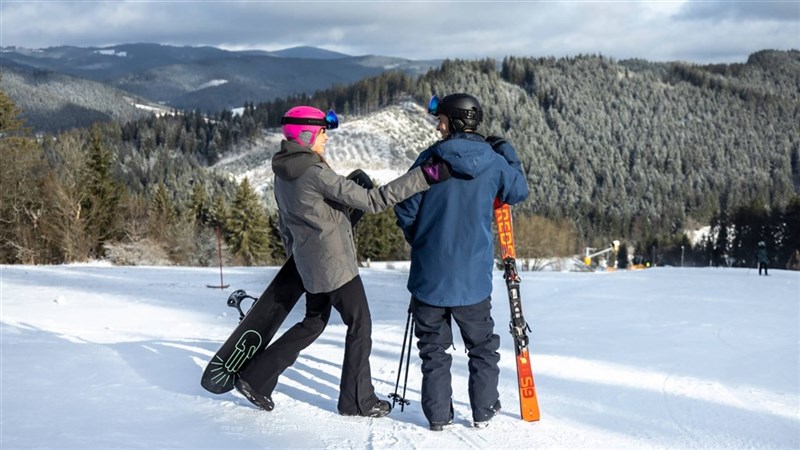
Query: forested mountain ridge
[
  {"left": 2, "top": 50, "right": 798, "bottom": 268},
  {"left": 0, "top": 62, "right": 163, "bottom": 132},
  {"left": 428, "top": 51, "right": 799, "bottom": 242},
  {"left": 242, "top": 50, "right": 798, "bottom": 243}
]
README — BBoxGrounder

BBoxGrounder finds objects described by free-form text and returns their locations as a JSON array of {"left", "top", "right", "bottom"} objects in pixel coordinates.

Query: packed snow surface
[{"left": 1, "top": 264, "right": 798, "bottom": 449}]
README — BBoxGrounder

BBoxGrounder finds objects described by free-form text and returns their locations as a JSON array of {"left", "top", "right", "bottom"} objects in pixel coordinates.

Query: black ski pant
[
  {"left": 239, "top": 275, "right": 380, "bottom": 415},
  {"left": 758, "top": 262, "right": 768, "bottom": 276},
  {"left": 411, "top": 296, "right": 500, "bottom": 424}
]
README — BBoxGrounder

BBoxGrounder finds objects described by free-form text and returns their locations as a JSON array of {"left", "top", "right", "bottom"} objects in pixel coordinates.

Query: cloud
[
  {"left": 675, "top": 0, "right": 800, "bottom": 22},
  {"left": 0, "top": 0, "right": 797, "bottom": 63}
]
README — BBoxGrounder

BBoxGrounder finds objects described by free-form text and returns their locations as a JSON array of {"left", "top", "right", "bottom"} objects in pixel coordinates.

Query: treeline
[
  {"left": 1, "top": 88, "right": 242, "bottom": 265},
  {"left": 436, "top": 52, "right": 799, "bottom": 268},
  {"left": 697, "top": 199, "right": 800, "bottom": 270},
  {"left": 116, "top": 70, "right": 431, "bottom": 167},
  {"left": 250, "top": 52, "right": 799, "bottom": 252},
  {"left": 0, "top": 88, "right": 410, "bottom": 265},
  {"left": 2, "top": 50, "right": 799, "bottom": 269}
]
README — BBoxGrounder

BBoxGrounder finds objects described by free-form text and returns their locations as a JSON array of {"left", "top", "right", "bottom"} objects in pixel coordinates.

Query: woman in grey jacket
[{"left": 235, "top": 106, "right": 450, "bottom": 418}]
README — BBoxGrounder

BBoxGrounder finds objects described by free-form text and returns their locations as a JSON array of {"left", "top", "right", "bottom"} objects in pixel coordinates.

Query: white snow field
[{"left": 1, "top": 264, "right": 798, "bottom": 449}]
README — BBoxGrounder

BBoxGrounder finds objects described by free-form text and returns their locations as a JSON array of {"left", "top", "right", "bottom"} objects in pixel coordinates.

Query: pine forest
[{"left": 1, "top": 50, "right": 798, "bottom": 270}]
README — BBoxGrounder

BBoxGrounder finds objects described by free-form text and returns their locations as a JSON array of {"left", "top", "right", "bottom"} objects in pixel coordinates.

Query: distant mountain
[
  {"left": 0, "top": 61, "right": 168, "bottom": 133},
  {"left": 0, "top": 43, "right": 441, "bottom": 130},
  {"left": 267, "top": 46, "right": 350, "bottom": 59}
]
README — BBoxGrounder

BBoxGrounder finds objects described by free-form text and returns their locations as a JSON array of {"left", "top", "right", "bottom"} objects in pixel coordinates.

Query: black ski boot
[
  {"left": 473, "top": 400, "right": 502, "bottom": 428},
  {"left": 234, "top": 377, "right": 274, "bottom": 411},
  {"left": 429, "top": 419, "right": 454, "bottom": 431},
  {"left": 340, "top": 399, "right": 392, "bottom": 418},
  {"left": 429, "top": 401, "right": 455, "bottom": 431},
  {"left": 365, "top": 399, "right": 392, "bottom": 418}
]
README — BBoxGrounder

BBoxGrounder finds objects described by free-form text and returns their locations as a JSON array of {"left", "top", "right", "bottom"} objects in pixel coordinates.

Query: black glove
[
  {"left": 420, "top": 157, "right": 452, "bottom": 185},
  {"left": 485, "top": 135, "right": 507, "bottom": 149},
  {"left": 486, "top": 135, "right": 519, "bottom": 166}
]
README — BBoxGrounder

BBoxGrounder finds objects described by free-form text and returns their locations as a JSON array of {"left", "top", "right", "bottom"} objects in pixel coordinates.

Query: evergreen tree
[
  {"left": 356, "top": 209, "right": 409, "bottom": 261},
  {"left": 149, "top": 181, "right": 176, "bottom": 242},
  {"left": 617, "top": 242, "right": 629, "bottom": 269},
  {"left": 208, "top": 192, "right": 230, "bottom": 230},
  {"left": 190, "top": 181, "right": 211, "bottom": 225},
  {"left": 267, "top": 213, "right": 287, "bottom": 264},
  {"left": 226, "top": 177, "right": 270, "bottom": 265},
  {"left": 776, "top": 195, "right": 800, "bottom": 269},
  {"left": 712, "top": 210, "right": 731, "bottom": 267},
  {"left": 82, "top": 124, "right": 123, "bottom": 258},
  {"left": 0, "top": 85, "right": 49, "bottom": 263},
  {"left": 730, "top": 202, "right": 770, "bottom": 267}
]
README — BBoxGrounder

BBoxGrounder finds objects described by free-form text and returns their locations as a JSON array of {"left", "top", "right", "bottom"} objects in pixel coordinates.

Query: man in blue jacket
[{"left": 394, "top": 93, "right": 529, "bottom": 430}]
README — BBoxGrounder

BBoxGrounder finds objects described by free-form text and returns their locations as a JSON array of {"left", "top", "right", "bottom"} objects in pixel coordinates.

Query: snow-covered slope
[
  {"left": 213, "top": 101, "right": 440, "bottom": 199},
  {"left": 2, "top": 265, "right": 798, "bottom": 449}
]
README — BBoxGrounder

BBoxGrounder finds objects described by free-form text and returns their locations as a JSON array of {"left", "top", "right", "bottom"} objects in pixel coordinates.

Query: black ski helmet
[{"left": 428, "top": 93, "right": 483, "bottom": 132}]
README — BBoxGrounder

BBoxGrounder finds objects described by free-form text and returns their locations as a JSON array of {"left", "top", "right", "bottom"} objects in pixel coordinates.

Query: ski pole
[
  {"left": 400, "top": 317, "right": 414, "bottom": 411},
  {"left": 390, "top": 299, "right": 413, "bottom": 411}
]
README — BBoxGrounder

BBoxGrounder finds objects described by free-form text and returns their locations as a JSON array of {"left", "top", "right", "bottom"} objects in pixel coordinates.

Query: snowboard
[{"left": 201, "top": 169, "right": 373, "bottom": 394}]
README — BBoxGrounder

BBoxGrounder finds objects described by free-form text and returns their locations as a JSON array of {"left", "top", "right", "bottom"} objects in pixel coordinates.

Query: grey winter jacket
[{"left": 272, "top": 139, "right": 430, "bottom": 293}]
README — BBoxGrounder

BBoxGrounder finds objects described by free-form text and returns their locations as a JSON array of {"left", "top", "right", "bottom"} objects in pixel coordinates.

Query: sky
[
  {"left": 1, "top": 263, "right": 798, "bottom": 448},
  {"left": 1, "top": 0, "right": 798, "bottom": 63}
]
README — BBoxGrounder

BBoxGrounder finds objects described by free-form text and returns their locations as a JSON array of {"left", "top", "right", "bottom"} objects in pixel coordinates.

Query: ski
[{"left": 494, "top": 201, "right": 541, "bottom": 422}]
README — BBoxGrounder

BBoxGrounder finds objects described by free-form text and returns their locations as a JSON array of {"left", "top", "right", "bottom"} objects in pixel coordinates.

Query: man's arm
[{"left": 492, "top": 140, "right": 529, "bottom": 205}]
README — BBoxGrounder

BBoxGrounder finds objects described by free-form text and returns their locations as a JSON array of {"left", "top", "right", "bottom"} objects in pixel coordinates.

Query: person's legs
[
  {"left": 452, "top": 297, "right": 501, "bottom": 423},
  {"left": 412, "top": 298, "right": 455, "bottom": 426},
  {"left": 239, "top": 292, "right": 332, "bottom": 398},
  {"left": 329, "top": 276, "right": 382, "bottom": 415}
]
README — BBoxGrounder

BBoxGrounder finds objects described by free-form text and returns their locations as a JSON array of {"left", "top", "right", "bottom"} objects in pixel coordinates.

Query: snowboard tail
[
  {"left": 200, "top": 170, "right": 373, "bottom": 394},
  {"left": 201, "top": 258, "right": 305, "bottom": 393},
  {"left": 494, "top": 202, "right": 541, "bottom": 422}
]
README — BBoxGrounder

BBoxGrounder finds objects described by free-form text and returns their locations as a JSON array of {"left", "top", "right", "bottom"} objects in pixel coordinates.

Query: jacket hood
[
  {"left": 272, "top": 140, "right": 324, "bottom": 181},
  {"left": 429, "top": 132, "right": 494, "bottom": 179}
]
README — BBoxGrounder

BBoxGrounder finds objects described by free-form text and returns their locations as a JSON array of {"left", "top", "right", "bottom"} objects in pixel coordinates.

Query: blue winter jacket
[{"left": 394, "top": 132, "right": 529, "bottom": 307}]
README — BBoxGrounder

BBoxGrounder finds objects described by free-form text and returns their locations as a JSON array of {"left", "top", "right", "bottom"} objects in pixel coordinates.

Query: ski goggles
[
  {"left": 427, "top": 95, "right": 440, "bottom": 115},
  {"left": 280, "top": 109, "right": 339, "bottom": 129}
]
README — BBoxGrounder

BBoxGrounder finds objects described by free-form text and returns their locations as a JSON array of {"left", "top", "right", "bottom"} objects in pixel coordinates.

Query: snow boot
[
  {"left": 234, "top": 377, "right": 274, "bottom": 411},
  {"left": 340, "top": 399, "right": 392, "bottom": 418},
  {"left": 473, "top": 400, "right": 502, "bottom": 428},
  {"left": 429, "top": 401, "right": 455, "bottom": 431},
  {"left": 429, "top": 419, "right": 454, "bottom": 431}
]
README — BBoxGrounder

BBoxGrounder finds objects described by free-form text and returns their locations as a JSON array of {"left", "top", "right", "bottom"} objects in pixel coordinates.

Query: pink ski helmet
[{"left": 280, "top": 106, "right": 339, "bottom": 147}]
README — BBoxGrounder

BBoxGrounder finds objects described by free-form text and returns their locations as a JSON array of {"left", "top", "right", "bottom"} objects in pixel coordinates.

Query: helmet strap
[{"left": 281, "top": 117, "right": 327, "bottom": 127}]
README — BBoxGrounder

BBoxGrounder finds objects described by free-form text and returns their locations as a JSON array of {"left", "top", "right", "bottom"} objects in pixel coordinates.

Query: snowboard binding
[{"left": 226, "top": 289, "right": 258, "bottom": 322}]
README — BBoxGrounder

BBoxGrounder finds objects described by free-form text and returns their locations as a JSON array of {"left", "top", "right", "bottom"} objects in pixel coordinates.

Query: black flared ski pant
[{"left": 240, "top": 275, "right": 379, "bottom": 415}]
